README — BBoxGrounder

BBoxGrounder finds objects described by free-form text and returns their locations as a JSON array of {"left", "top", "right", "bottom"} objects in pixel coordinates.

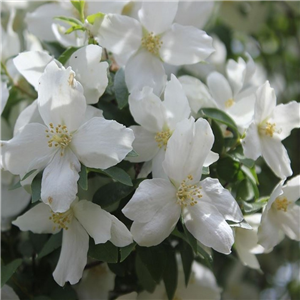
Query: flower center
[
  {"left": 141, "top": 32, "right": 163, "bottom": 56},
  {"left": 155, "top": 128, "right": 172, "bottom": 150},
  {"left": 176, "top": 175, "right": 202, "bottom": 207},
  {"left": 258, "top": 121, "right": 281, "bottom": 138},
  {"left": 225, "top": 98, "right": 235, "bottom": 108},
  {"left": 274, "top": 197, "right": 291, "bottom": 212},
  {"left": 49, "top": 209, "right": 73, "bottom": 231},
  {"left": 46, "top": 123, "right": 72, "bottom": 156}
]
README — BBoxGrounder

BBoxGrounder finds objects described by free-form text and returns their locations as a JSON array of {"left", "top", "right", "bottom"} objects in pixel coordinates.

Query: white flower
[
  {"left": 97, "top": 2, "right": 214, "bottom": 95},
  {"left": 1, "top": 61, "right": 134, "bottom": 212},
  {"left": 234, "top": 214, "right": 268, "bottom": 270},
  {"left": 13, "top": 45, "right": 108, "bottom": 104},
  {"left": 242, "top": 81, "right": 300, "bottom": 179},
  {"left": 258, "top": 175, "right": 300, "bottom": 251},
  {"left": 207, "top": 53, "right": 258, "bottom": 131},
  {"left": 1, "top": 81, "right": 9, "bottom": 114},
  {"left": 1, "top": 284, "right": 20, "bottom": 300},
  {"left": 12, "top": 199, "right": 133, "bottom": 286},
  {"left": 123, "top": 118, "right": 243, "bottom": 254}
]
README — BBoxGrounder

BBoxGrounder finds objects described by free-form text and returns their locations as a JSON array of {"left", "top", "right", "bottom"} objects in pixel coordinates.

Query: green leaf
[
  {"left": 88, "top": 240, "right": 119, "bottom": 263},
  {"left": 202, "top": 166, "right": 209, "bottom": 175},
  {"left": 210, "top": 120, "right": 224, "bottom": 155},
  {"left": 126, "top": 149, "right": 138, "bottom": 157},
  {"left": 179, "top": 241, "right": 194, "bottom": 286},
  {"left": 54, "top": 16, "right": 83, "bottom": 27},
  {"left": 70, "top": 0, "right": 86, "bottom": 22},
  {"left": 242, "top": 201, "right": 265, "bottom": 213},
  {"left": 31, "top": 172, "right": 42, "bottom": 203},
  {"left": 64, "top": 25, "right": 85, "bottom": 35},
  {"left": 42, "top": 41, "right": 65, "bottom": 59},
  {"left": 114, "top": 68, "right": 129, "bottom": 109},
  {"left": 8, "top": 180, "right": 21, "bottom": 190},
  {"left": 200, "top": 108, "right": 239, "bottom": 139},
  {"left": 228, "top": 146, "right": 255, "bottom": 168},
  {"left": 88, "top": 166, "right": 133, "bottom": 186},
  {"left": 119, "top": 243, "right": 136, "bottom": 262},
  {"left": 21, "top": 169, "right": 37, "bottom": 181},
  {"left": 86, "top": 12, "right": 105, "bottom": 25},
  {"left": 236, "top": 178, "right": 255, "bottom": 201},
  {"left": 162, "top": 247, "right": 177, "bottom": 300},
  {"left": 78, "top": 164, "right": 88, "bottom": 191},
  {"left": 93, "top": 181, "right": 136, "bottom": 208},
  {"left": 217, "top": 156, "right": 244, "bottom": 183},
  {"left": 38, "top": 232, "right": 62, "bottom": 259},
  {"left": 57, "top": 47, "right": 79, "bottom": 65},
  {"left": 135, "top": 251, "right": 156, "bottom": 293},
  {"left": 1, "top": 259, "right": 22, "bottom": 287}
]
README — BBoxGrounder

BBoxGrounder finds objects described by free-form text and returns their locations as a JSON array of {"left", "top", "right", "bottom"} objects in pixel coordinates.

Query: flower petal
[
  {"left": 83, "top": 105, "right": 103, "bottom": 123},
  {"left": 126, "top": 126, "right": 158, "bottom": 163},
  {"left": 1, "top": 123, "right": 53, "bottom": 175},
  {"left": 53, "top": 219, "right": 89, "bottom": 286},
  {"left": 97, "top": 14, "right": 142, "bottom": 63},
  {"left": 131, "top": 199, "right": 180, "bottom": 247},
  {"left": 38, "top": 61, "right": 86, "bottom": 132},
  {"left": 13, "top": 51, "right": 53, "bottom": 91},
  {"left": 1, "top": 82, "right": 9, "bottom": 114},
  {"left": 200, "top": 177, "right": 243, "bottom": 222},
  {"left": 277, "top": 206, "right": 300, "bottom": 241},
  {"left": 163, "top": 118, "right": 214, "bottom": 185},
  {"left": 163, "top": 74, "right": 191, "bottom": 130},
  {"left": 109, "top": 214, "right": 133, "bottom": 247},
  {"left": 12, "top": 203, "right": 56, "bottom": 234},
  {"left": 260, "top": 136, "right": 292, "bottom": 179},
  {"left": 68, "top": 45, "right": 109, "bottom": 104},
  {"left": 226, "top": 57, "right": 246, "bottom": 96},
  {"left": 122, "top": 178, "right": 177, "bottom": 223},
  {"left": 203, "top": 151, "right": 219, "bottom": 167},
  {"left": 125, "top": 50, "right": 167, "bottom": 95},
  {"left": 183, "top": 201, "right": 234, "bottom": 254},
  {"left": 152, "top": 148, "right": 168, "bottom": 179},
  {"left": 72, "top": 117, "right": 134, "bottom": 169},
  {"left": 242, "top": 122, "right": 262, "bottom": 161},
  {"left": 128, "top": 86, "right": 167, "bottom": 132},
  {"left": 282, "top": 175, "right": 300, "bottom": 203},
  {"left": 272, "top": 101, "right": 300, "bottom": 140},
  {"left": 160, "top": 24, "right": 214, "bottom": 65},
  {"left": 73, "top": 200, "right": 112, "bottom": 244},
  {"left": 41, "top": 150, "right": 80, "bottom": 213},
  {"left": 138, "top": 2, "right": 178, "bottom": 34}
]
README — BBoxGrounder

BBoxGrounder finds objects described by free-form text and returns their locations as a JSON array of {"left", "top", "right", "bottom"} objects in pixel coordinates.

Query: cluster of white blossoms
[{"left": 1, "top": 1, "right": 300, "bottom": 299}]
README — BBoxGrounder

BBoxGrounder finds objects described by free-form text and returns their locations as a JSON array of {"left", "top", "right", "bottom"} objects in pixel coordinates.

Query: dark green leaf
[
  {"left": 88, "top": 240, "right": 118, "bottom": 263},
  {"left": 54, "top": 16, "right": 83, "bottom": 27},
  {"left": 1, "top": 259, "right": 22, "bottom": 287},
  {"left": 39, "top": 232, "right": 62, "bottom": 259},
  {"left": 179, "top": 241, "right": 194, "bottom": 286},
  {"left": 114, "top": 68, "right": 129, "bottom": 109},
  {"left": 162, "top": 247, "right": 177, "bottom": 300},
  {"left": 21, "top": 169, "right": 37, "bottom": 181},
  {"left": 78, "top": 164, "right": 88, "bottom": 191},
  {"left": 211, "top": 120, "right": 224, "bottom": 155},
  {"left": 119, "top": 243, "right": 136, "bottom": 262},
  {"left": 31, "top": 172, "right": 42, "bottom": 203},
  {"left": 217, "top": 156, "right": 244, "bottom": 183},
  {"left": 236, "top": 178, "right": 255, "bottom": 201},
  {"left": 135, "top": 251, "right": 156, "bottom": 293},
  {"left": 57, "top": 47, "right": 79, "bottom": 65},
  {"left": 228, "top": 146, "right": 255, "bottom": 168},
  {"left": 50, "top": 284, "right": 77, "bottom": 300},
  {"left": 42, "top": 41, "right": 65, "bottom": 59}
]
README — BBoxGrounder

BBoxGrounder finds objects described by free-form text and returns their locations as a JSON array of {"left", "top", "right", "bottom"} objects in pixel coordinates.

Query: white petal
[
  {"left": 203, "top": 151, "right": 219, "bottom": 167},
  {"left": 109, "top": 214, "right": 133, "bottom": 247},
  {"left": 242, "top": 122, "right": 262, "bottom": 160},
  {"left": 13, "top": 100, "right": 44, "bottom": 135},
  {"left": 152, "top": 148, "right": 168, "bottom": 179},
  {"left": 1, "top": 82, "right": 9, "bottom": 114},
  {"left": 137, "top": 160, "right": 152, "bottom": 179},
  {"left": 1, "top": 123, "right": 53, "bottom": 175},
  {"left": 72, "top": 117, "right": 134, "bottom": 169},
  {"left": 183, "top": 201, "right": 234, "bottom": 254},
  {"left": 254, "top": 81, "right": 276, "bottom": 123},
  {"left": 98, "top": 14, "right": 142, "bottom": 63},
  {"left": 235, "top": 237, "right": 260, "bottom": 270},
  {"left": 13, "top": 51, "right": 53, "bottom": 91},
  {"left": 125, "top": 50, "right": 167, "bottom": 96},
  {"left": 272, "top": 101, "right": 300, "bottom": 140},
  {"left": 73, "top": 200, "right": 112, "bottom": 244},
  {"left": 131, "top": 199, "right": 180, "bottom": 247},
  {"left": 163, "top": 118, "right": 214, "bottom": 185},
  {"left": 260, "top": 136, "right": 292, "bottom": 179},
  {"left": 128, "top": 86, "right": 167, "bottom": 132},
  {"left": 41, "top": 150, "right": 80, "bottom": 213},
  {"left": 163, "top": 74, "right": 191, "bottom": 130},
  {"left": 53, "top": 219, "right": 89, "bottom": 286},
  {"left": 12, "top": 203, "right": 56, "bottom": 234},
  {"left": 160, "top": 24, "right": 214, "bottom": 65},
  {"left": 68, "top": 45, "right": 109, "bottom": 104},
  {"left": 83, "top": 105, "right": 103, "bottom": 123},
  {"left": 138, "top": 2, "right": 178, "bottom": 34},
  {"left": 226, "top": 57, "right": 246, "bottom": 96},
  {"left": 1, "top": 285, "right": 20, "bottom": 300},
  {"left": 126, "top": 126, "right": 158, "bottom": 163},
  {"left": 282, "top": 175, "right": 300, "bottom": 203},
  {"left": 277, "top": 206, "right": 300, "bottom": 241},
  {"left": 201, "top": 177, "right": 243, "bottom": 222},
  {"left": 86, "top": 1, "right": 129, "bottom": 15},
  {"left": 206, "top": 72, "right": 233, "bottom": 109},
  {"left": 122, "top": 178, "right": 177, "bottom": 223},
  {"left": 38, "top": 61, "right": 86, "bottom": 132}
]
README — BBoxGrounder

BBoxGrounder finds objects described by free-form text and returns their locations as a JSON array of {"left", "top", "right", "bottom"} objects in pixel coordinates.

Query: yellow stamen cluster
[
  {"left": 259, "top": 121, "right": 280, "bottom": 138},
  {"left": 177, "top": 175, "right": 202, "bottom": 207},
  {"left": 49, "top": 210, "right": 73, "bottom": 231},
  {"left": 46, "top": 123, "right": 72, "bottom": 156},
  {"left": 155, "top": 128, "right": 172, "bottom": 150},
  {"left": 141, "top": 32, "right": 163, "bottom": 56},
  {"left": 274, "top": 197, "right": 291, "bottom": 212},
  {"left": 225, "top": 98, "right": 235, "bottom": 108}
]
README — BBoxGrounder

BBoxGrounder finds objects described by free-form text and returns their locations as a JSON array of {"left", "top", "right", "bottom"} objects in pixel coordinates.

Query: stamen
[
  {"left": 225, "top": 98, "right": 235, "bottom": 108},
  {"left": 141, "top": 32, "right": 163, "bottom": 56},
  {"left": 259, "top": 121, "right": 281, "bottom": 137},
  {"left": 155, "top": 128, "right": 172, "bottom": 150},
  {"left": 50, "top": 209, "right": 73, "bottom": 231},
  {"left": 274, "top": 197, "right": 291, "bottom": 212}
]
